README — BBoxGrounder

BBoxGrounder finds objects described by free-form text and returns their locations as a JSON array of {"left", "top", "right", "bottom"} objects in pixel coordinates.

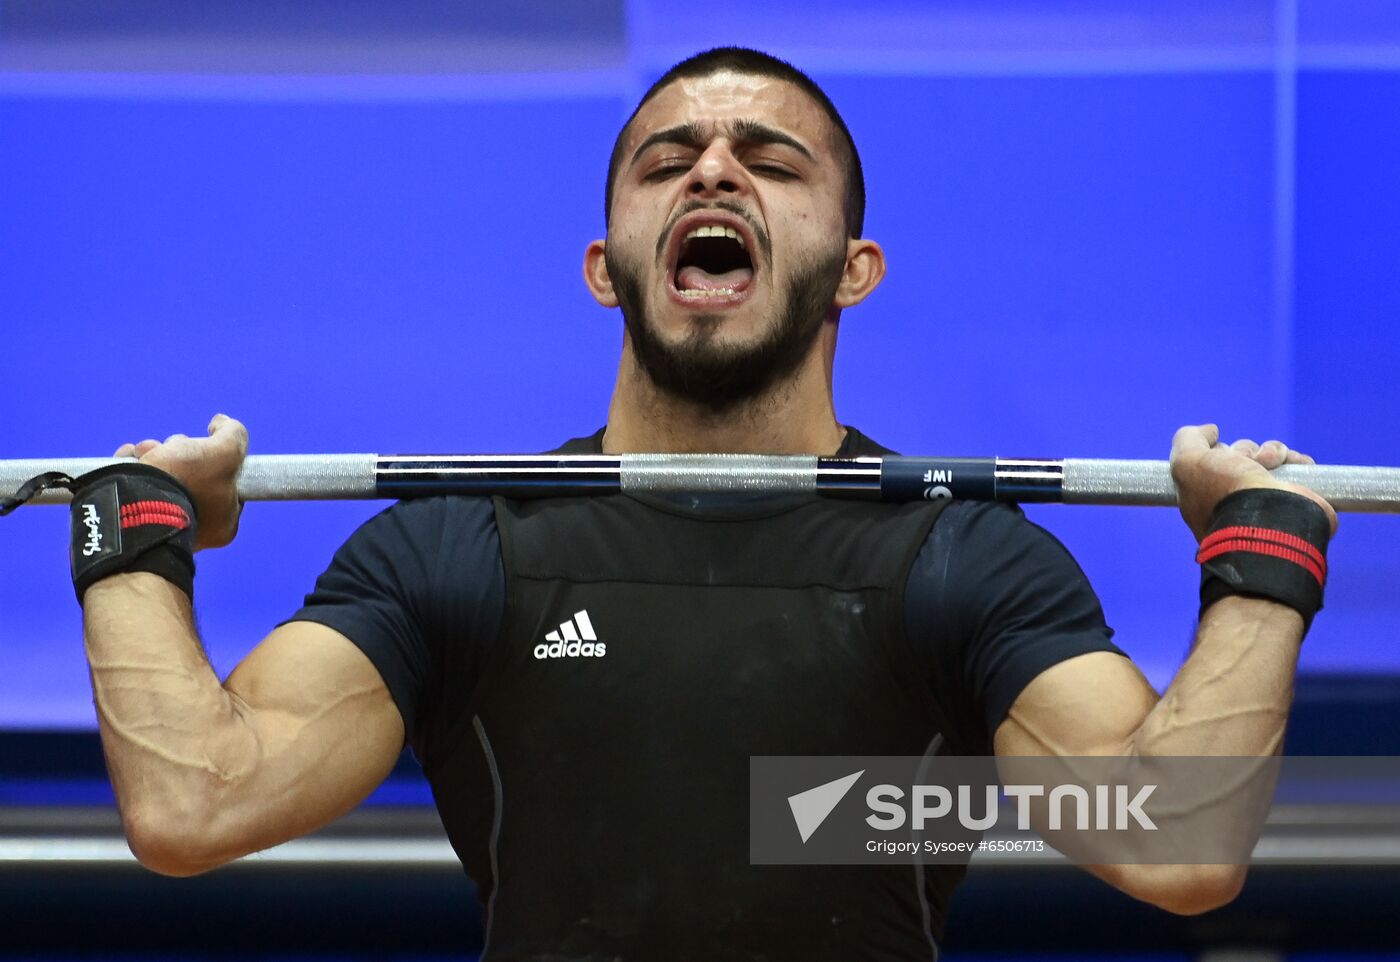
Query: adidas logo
[{"left": 533, "top": 610, "right": 606, "bottom": 660}]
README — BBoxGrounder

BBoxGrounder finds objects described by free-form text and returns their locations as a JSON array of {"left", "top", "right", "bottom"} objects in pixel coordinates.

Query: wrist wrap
[
  {"left": 69, "top": 463, "right": 197, "bottom": 604},
  {"left": 1197, "top": 487, "right": 1331, "bottom": 632}
]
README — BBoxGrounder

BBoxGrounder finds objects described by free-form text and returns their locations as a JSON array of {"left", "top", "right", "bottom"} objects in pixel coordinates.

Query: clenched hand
[{"left": 114, "top": 414, "right": 248, "bottom": 550}]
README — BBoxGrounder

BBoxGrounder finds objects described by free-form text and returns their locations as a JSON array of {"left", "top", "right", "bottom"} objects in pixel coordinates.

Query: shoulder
[
  {"left": 914, "top": 499, "right": 1095, "bottom": 606},
  {"left": 933, "top": 500, "right": 1077, "bottom": 557},
  {"left": 930, "top": 499, "right": 1032, "bottom": 549},
  {"left": 344, "top": 496, "right": 499, "bottom": 556},
  {"left": 366, "top": 494, "right": 497, "bottom": 527}
]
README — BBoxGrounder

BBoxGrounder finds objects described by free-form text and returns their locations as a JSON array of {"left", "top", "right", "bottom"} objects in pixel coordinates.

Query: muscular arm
[
  {"left": 993, "top": 602, "right": 1298, "bottom": 913},
  {"left": 997, "top": 598, "right": 1300, "bottom": 759},
  {"left": 85, "top": 572, "right": 403, "bottom": 876},
  {"left": 993, "top": 426, "right": 1336, "bottom": 914},
  {"left": 78, "top": 415, "right": 407, "bottom": 876}
]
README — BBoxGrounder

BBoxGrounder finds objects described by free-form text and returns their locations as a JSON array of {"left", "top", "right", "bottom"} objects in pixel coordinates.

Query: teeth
[
  {"left": 678, "top": 288, "right": 737, "bottom": 298},
  {"left": 683, "top": 224, "right": 744, "bottom": 248}
]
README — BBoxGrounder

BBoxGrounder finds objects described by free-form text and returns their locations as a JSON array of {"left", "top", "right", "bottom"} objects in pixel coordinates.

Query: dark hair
[{"left": 605, "top": 47, "right": 865, "bottom": 238}]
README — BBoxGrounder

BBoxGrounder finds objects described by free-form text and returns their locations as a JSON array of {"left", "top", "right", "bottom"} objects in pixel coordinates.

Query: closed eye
[
  {"left": 752, "top": 164, "right": 797, "bottom": 179},
  {"left": 644, "top": 165, "right": 691, "bottom": 182}
]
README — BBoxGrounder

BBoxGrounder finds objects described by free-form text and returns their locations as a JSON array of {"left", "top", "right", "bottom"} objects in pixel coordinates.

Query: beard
[{"left": 606, "top": 242, "right": 847, "bottom": 412}]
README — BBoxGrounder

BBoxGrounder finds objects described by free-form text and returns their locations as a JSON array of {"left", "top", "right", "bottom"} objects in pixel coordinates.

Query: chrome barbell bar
[{"left": 2, "top": 454, "right": 1398, "bottom": 513}]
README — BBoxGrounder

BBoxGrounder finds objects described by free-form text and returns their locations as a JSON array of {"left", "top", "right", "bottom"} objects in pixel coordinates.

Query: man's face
[{"left": 599, "top": 70, "right": 852, "bottom": 408}]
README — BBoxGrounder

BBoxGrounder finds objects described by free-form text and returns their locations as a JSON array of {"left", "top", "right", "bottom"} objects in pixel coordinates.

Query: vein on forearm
[
  {"left": 84, "top": 576, "right": 257, "bottom": 786},
  {"left": 1132, "top": 599, "right": 1299, "bottom": 758}
]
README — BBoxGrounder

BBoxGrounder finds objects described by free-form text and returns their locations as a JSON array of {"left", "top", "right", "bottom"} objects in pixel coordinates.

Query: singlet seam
[
  {"left": 928, "top": 502, "right": 991, "bottom": 756},
  {"left": 473, "top": 715, "right": 504, "bottom": 961},
  {"left": 884, "top": 502, "right": 953, "bottom": 716},
  {"left": 913, "top": 733, "right": 946, "bottom": 961},
  {"left": 416, "top": 497, "right": 458, "bottom": 751},
  {"left": 488, "top": 495, "right": 523, "bottom": 688}
]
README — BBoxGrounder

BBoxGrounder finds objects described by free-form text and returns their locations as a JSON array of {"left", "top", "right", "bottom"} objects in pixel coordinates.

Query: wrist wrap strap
[
  {"left": 1197, "top": 487, "right": 1331, "bottom": 632},
  {"left": 69, "top": 463, "right": 197, "bottom": 604}
]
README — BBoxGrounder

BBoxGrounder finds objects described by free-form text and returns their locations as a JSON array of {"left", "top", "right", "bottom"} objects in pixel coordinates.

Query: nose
[{"left": 687, "top": 141, "right": 748, "bottom": 200}]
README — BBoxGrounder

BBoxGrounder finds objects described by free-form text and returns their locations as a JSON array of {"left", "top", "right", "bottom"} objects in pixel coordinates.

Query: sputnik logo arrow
[{"left": 787, "top": 770, "right": 864, "bottom": 843}]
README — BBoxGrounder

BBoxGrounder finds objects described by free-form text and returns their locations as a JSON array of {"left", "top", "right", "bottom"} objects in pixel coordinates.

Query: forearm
[
  {"left": 82, "top": 572, "right": 259, "bottom": 870},
  {"left": 66, "top": 418, "right": 400, "bottom": 874},
  {"left": 1130, "top": 595, "right": 1302, "bottom": 757},
  {"left": 998, "top": 596, "right": 1302, "bottom": 906},
  {"left": 998, "top": 428, "right": 1335, "bottom": 912},
  {"left": 1094, "top": 596, "right": 1301, "bottom": 911}
]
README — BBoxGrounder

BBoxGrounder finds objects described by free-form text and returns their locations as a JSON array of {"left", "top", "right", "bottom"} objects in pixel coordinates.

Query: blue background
[{"left": 2, "top": 0, "right": 1399, "bottom": 730}]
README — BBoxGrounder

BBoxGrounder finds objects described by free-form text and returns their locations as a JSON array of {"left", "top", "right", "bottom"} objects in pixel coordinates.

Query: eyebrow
[{"left": 628, "top": 118, "right": 815, "bottom": 168}]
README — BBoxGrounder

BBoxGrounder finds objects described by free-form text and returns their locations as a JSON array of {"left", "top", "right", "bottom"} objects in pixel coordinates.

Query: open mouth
[{"left": 670, "top": 223, "right": 755, "bottom": 301}]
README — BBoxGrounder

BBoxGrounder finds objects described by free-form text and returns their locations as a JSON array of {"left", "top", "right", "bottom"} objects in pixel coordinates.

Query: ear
[
  {"left": 833, "top": 238, "right": 886, "bottom": 309},
  {"left": 583, "top": 239, "right": 618, "bottom": 308}
]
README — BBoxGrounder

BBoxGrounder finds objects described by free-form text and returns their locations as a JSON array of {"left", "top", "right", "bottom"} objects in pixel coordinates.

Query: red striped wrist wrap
[
  {"left": 69, "top": 463, "right": 197, "bottom": 604},
  {"left": 1197, "top": 487, "right": 1331, "bottom": 633}
]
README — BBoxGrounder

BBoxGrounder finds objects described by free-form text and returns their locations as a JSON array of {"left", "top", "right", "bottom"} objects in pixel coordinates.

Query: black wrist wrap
[
  {"left": 1197, "top": 487, "right": 1331, "bottom": 633},
  {"left": 69, "top": 463, "right": 197, "bottom": 604}
]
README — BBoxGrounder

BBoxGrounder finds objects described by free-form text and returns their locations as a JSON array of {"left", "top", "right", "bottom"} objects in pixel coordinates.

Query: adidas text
[
  {"left": 534, "top": 640, "right": 606, "bottom": 659},
  {"left": 534, "top": 610, "right": 605, "bottom": 659}
]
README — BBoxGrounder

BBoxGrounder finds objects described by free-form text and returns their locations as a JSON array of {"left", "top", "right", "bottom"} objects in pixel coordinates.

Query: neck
[{"left": 602, "top": 320, "right": 844, "bottom": 454}]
